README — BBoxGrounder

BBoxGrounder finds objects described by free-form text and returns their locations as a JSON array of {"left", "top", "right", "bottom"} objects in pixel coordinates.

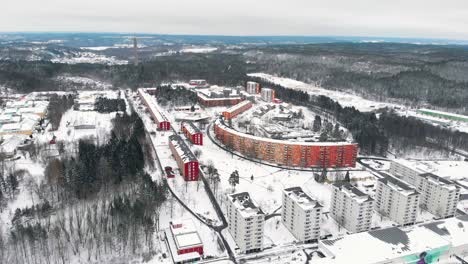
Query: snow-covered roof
[
  {"left": 170, "top": 219, "right": 203, "bottom": 249},
  {"left": 182, "top": 121, "right": 201, "bottom": 135},
  {"left": 421, "top": 215, "right": 468, "bottom": 247},
  {"left": 378, "top": 174, "right": 419, "bottom": 196},
  {"left": 333, "top": 183, "right": 374, "bottom": 203},
  {"left": 228, "top": 192, "right": 264, "bottom": 218},
  {"left": 420, "top": 173, "right": 459, "bottom": 191},
  {"left": 215, "top": 118, "right": 356, "bottom": 147},
  {"left": 392, "top": 159, "right": 429, "bottom": 175},
  {"left": 224, "top": 100, "right": 252, "bottom": 114},
  {"left": 197, "top": 91, "right": 241, "bottom": 101},
  {"left": 319, "top": 225, "right": 450, "bottom": 264},
  {"left": 284, "top": 187, "right": 322, "bottom": 210},
  {"left": 138, "top": 88, "right": 168, "bottom": 122},
  {"left": 169, "top": 135, "right": 197, "bottom": 163},
  {"left": 0, "top": 135, "right": 25, "bottom": 154}
]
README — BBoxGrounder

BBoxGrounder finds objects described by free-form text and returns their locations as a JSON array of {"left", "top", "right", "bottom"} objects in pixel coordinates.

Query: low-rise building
[
  {"left": 282, "top": 187, "right": 322, "bottom": 243},
  {"left": 226, "top": 192, "right": 265, "bottom": 254},
  {"left": 181, "top": 121, "right": 203, "bottom": 145},
  {"left": 330, "top": 183, "right": 374, "bottom": 233},
  {"left": 168, "top": 135, "right": 199, "bottom": 181},
  {"left": 374, "top": 175, "right": 420, "bottom": 226},
  {"left": 165, "top": 219, "right": 204, "bottom": 264},
  {"left": 222, "top": 100, "right": 253, "bottom": 120}
]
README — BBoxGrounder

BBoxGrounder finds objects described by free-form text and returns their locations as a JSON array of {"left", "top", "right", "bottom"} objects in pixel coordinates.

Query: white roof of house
[
  {"left": 170, "top": 219, "right": 203, "bottom": 249},
  {"left": 169, "top": 135, "right": 197, "bottom": 163},
  {"left": 182, "top": 121, "right": 201, "bottom": 135},
  {"left": 0, "top": 135, "right": 25, "bottom": 153},
  {"left": 224, "top": 100, "right": 252, "bottom": 114}
]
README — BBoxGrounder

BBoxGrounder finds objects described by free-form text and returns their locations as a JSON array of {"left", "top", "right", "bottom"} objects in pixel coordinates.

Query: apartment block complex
[
  {"left": 282, "top": 187, "right": 322, "bottom": 243},
  {"left": 389, "top": 159, "right": 427, "bottom": 186},
  {"left": 330, "top": 183, "right": 374, "bottom": 233},
  {"left": 222, "top": 100, "right": 253, "bottom": 120},
  {"left": 168, "top": 135, "right": 199, "bottom": 181},
  {"left": 214, "top": 119, "right": 358, "bottom": 168},
  {"left": 226, "top": 192, "right": 265, "bottom": 254},
  {"left": 246, "top": 81, "right": 260, "bottom": 94},
  {"left": 374, "top": 175, "right": 420, "bottom": 226}
]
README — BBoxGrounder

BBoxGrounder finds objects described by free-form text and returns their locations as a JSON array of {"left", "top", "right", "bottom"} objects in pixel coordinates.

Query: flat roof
[
  {"left": 421, "top": 215, "right": 468, "bottom": 247},
  {"left": 378, "top": 174, "right": 419, "bottom": 196},
  {"left": 284, "top": 187, "right": 322, "bottom": 210},
  {"left": 320, "top": 225, "right": 450, "bottom": 264},
  {"left": 333, "top": 183, "right": 373, "bottom": 203},
  {"left": 138, "top": 88, "right": 168, "bottom": 122},
  {"left": 165, "top": 230, "right": 201, "bottom": 263},
  {"left": 229, "top": 192, "right": 264, "bottom": 218},
  {"left": 420, "top": 172, "right": 456, "bottom": 186}
]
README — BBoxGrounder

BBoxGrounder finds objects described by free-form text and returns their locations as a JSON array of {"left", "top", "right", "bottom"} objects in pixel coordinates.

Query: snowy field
[
  {"left": 51, "top": 52, "right": 128, "bottom": 65},
  {"left": 248, "top": 72, "right": 403, "bottom": 112}
]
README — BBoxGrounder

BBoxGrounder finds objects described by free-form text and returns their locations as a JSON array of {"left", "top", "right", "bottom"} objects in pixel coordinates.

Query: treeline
[
  {"left": 0, "top": 53, "right": 248, "bottom": 92},
  {"left": 95, "top": 97, "right": 126, "bottom": 113},
  {"left": 156, "top": 85, "right": 198, "bottom": 106},
  {"left": 251, "top": 43, "right": 468, "bottom": 112},
  {"left": 379, "top": 110, "right": 468, "bottom": 152},
  {"left": 47, "top": 94, "right": 75, "bottom": 130},
  {"left": 0, "top": 112, "right": 168, "bottom": 264},
  {"left": 249, "top": 77, "right": 388, "bottom": 155}
]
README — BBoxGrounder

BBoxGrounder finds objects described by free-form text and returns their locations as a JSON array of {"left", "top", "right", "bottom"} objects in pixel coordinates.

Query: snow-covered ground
[
  {"left": 180, "top": 46, "right": 218, "bottom": 53},
  {"left": 51, "top": 51, "right": 128, "bottom": 65},
  {"left": 249, "top": 73, "right": 403, "bottom": 112},
  {"left": 56, "top": 76, "right": 113, "bottom": 90}
]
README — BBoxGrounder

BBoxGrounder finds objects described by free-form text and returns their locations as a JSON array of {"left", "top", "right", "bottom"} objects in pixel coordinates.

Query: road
[{"left": 129, "top": 92, "right": 237, "bottom": 263}]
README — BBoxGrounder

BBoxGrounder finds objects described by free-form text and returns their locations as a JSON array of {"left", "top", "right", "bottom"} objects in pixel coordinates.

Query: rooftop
[
  {"left": 229, "top": 192, "right": 264, "bottom": 218},
  {"left": 183, "top": 121, "right": 201, "bottom": 135},
  {"left": 170, "top": 219, "right": 203, "bottom": 250},
  {"left": 284, "top": 187, "right": 322, "bottom": 210},
  {"left": 333, "top": 183, "right": 373, "bottom": 203},
  {"left": 224, "top": 100, "right": 252, "bottom": 114},
  {"left": 378, "top": 174, "right": 419, "bottom": 196},
  {"left": 169, "top": 134, "right": 197, "bottom": 162}
]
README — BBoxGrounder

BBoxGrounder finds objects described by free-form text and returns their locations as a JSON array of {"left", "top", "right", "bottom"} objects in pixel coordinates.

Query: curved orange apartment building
[{"left": 214, "top": 119, "right": 358, "bottom": 168}]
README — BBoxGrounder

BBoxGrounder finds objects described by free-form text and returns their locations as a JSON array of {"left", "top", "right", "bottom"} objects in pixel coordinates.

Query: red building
[
  {"left": 214, "top": 119, "right": 358, "bottom": 168},
  {"left": 197, "top": 92, "right": 244, "bottom": 107},
  {"left": 166, "top": 219, "right": 204, "bottom": 264},
  {"left": 222, "top": 100, "right": 253, "bottom": 120},
  {"left": 138, "top": 88, "right": 171, "bottom": 130},
  {"left": 181, "top": 122, "right": 203, "bottom": 145},
  {"left": 169, "top": 135, "right": 199, "bottom": 181}
]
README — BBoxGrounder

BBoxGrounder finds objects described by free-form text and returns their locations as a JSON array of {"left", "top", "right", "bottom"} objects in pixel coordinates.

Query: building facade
[
  {"left": 168, "top": 135, "right": 199, "bottom": 181},
  {"left": 222, "top": 100, "right": 253, "bottom": 120},
  {"left": 331, "top": 183, "right": 374, "bottom": 233},
  {"left": 260, "top": 88, "right": 275, "bottom": 102},
  {"left": 197, "top": 92, "right": 243, "bottom": 107},
  {"left": 181, "top": 121, "right": 203, "bottom": 146},
  {"left": 214, "top": 119, "right": 358, "bottom": 168},
  {"left": 389, "top": 159, "right": 427, "bottom": 186},
  {"left": 246, "top": 81, "right": 260, "bottom": 94},
  {"left": 417, "top": 173, "right": 460, "bottom": 219},
  {"left": 226, "top": 192, "right": 265, "bottom": 254},
  {"left": 374, "top": 175, "right": 420, "bottom": 226},
  {"left": 282, "top": 187, "right": 322, "bottom": 243}
]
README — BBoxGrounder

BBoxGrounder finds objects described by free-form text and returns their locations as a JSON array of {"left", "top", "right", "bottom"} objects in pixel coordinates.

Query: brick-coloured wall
[{"left": 214, "top": 122, "right": 358, "bottom": 168}]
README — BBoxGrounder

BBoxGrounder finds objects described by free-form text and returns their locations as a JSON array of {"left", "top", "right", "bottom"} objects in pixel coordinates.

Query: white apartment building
[
  {"left": 282, "top": 187, "right": 322, "bottom": 243},
  {"left": 226, "top": 192, "right": 265, "bottom": 254},
  {"left": 260, "top": 88, "right": 275, "bottom": 102},
  {"left": 374, "top": 175, "right": 420, "bottom": 226},
  {"left": 246, "top": 81, "right": 260, "bottom": 94},
  {"left": 389, "top": 159, "right": 427, "bottom": 185},
  {"left": 330, "top": 183, "right": 374, "bottom": 233},
  {"left": 417, "top": 173, "right": 460, "bottom": 219}
]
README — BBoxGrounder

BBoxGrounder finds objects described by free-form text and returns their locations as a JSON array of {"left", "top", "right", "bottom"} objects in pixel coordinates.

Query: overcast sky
[{"left": 2, "top": 0, "right": 468, "bottom": 40}]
